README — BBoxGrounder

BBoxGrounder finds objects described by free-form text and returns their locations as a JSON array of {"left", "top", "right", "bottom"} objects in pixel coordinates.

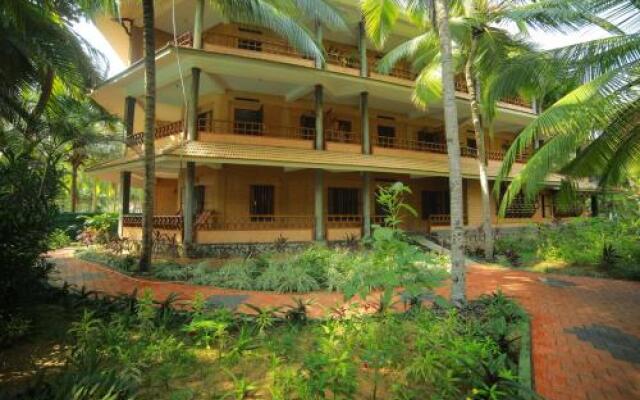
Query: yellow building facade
[{"left": 89, "top": 0, "right": 584, "bottom": 248}]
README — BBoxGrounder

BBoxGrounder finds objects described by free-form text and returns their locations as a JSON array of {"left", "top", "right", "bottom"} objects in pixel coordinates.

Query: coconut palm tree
[
  {"left": 362, "top": 0, "right": 467, "bottom": 305},
  {"left": 490, "top": 0, "right": 639, "bottom": 213},
  {"left": 139, "top": 0, "right": 156, "bottom": 272},
  {"left": 0, "top": 0, "right": 103, "bottom": 128}
]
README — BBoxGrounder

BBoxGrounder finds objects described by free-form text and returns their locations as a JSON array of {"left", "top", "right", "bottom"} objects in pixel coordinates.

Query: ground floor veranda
[{"left": 111, "top": 164, "right": 567, "bottom": 245}]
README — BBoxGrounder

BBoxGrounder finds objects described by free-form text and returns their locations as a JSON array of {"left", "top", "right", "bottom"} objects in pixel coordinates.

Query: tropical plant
[
  {"left": 363, "top": 0, "right": 467, "bottom": 306},
  {"left": 491, "top": 0, "right": 640, "bottom": 211}
]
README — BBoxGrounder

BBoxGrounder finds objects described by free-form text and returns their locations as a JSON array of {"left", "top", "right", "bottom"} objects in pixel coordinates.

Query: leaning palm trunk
[
  {"left": 434, "top": 0, "right": 466, "bottom": 306},
  {"left": 465, "top": 36, "right": 494, "bottom": 260},
  {"left": 139, "top": 0, "right": 156, "bottom": 272}
]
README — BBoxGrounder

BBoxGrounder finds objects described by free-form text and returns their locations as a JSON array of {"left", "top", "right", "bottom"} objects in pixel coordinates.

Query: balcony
[
  {"left": 125, "top": 117, "right": 530, "bottom": 163},
  {"left": 175, "top": 30, "right": 531, "bottom": 110}
]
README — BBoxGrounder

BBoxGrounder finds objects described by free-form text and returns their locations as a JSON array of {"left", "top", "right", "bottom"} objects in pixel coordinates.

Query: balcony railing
[
  {"left": 126, "top": 120, "right": 185, "bottom": 146},
  {"left": 171, "top": 28, "right": 532, "bottom": 110},
  {"left": 122, "top": 214, "right": 183, "bottom": 230},
  {"left": 196, "top": 214, "right": 314, "bottom": 230},
  {"left": 427, "top": 214, "right": 451, "bottom": 226}
]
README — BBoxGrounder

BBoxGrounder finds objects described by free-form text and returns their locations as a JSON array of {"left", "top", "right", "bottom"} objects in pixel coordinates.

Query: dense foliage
[
  {"left": 494, "top": 217, "right": 640, "bottom": 280},
  {"left": 77, "top": 233, "right": 449, "bottom": 296},
  {"left": 0, "top": 154, "right": 62, "bottom": 310},
  {"left": 4, "top": 286, "right": 530, "bottom": 400}
]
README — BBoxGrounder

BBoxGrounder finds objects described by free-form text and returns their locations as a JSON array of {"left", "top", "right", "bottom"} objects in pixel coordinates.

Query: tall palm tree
[
  {"left": 434, "top": 0, "right": 466, "bottom": 306},
  {"left": 489, "top": 0, "right": 639, "bottom": 213},
  {"left": 362, "top": 0, "right": 467, "bottom": 305},
  {"left": 139, "top": 0, "right": 156, "bottom": 272}
]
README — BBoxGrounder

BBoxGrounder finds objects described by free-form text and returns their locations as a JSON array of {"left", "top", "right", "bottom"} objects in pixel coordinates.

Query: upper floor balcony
[
  {"left": 147, "top": 25, "right": 532, "bottom": 112},
  {"left": 125, "top": 114, "right": 530, "bottom": 164}
]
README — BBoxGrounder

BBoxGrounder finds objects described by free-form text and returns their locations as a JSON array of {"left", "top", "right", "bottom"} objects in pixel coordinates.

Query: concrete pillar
[
  {"left": 183, "top": 64, "right": 201, "bottom": 245},
  {"left": 358, "top": 19, "right": 368, "bottom": 77},
  {"left": 118, "top": 171, "right": 131, "bottom": 237},
  {"left": 123, "top": 96, "right": 136, "bottom": 151},
  {"left": 360, "top": 92, "right": 370, "bottom": 154},
  {"left": 314, "top": 169, "right": 325, "bottom": 241},
  {"left": 315, "top": 19, "right": 323, "bottom": 69},
  {"left": 187, "top": 68, "right": 201, "bottom": 141},
  {"left": 362, "top": 172, "right": 372, "bottom": 238},
  {"left": 315, "top": 85, "right": 324, "bottom": 150},
  {"left": 193, "top": 0, "right": 204, "bottom": 49}
]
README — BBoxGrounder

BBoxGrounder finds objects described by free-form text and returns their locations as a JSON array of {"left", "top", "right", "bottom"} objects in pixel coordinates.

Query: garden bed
[
  {"left": 3, "top": 286, "right": 535, "bottom": 400},
  {"left": 75, "top": 233, "right": 450, "bottom": 294},
  {"left": 492, "top": 217, "right": 640, "bottom": 281}
]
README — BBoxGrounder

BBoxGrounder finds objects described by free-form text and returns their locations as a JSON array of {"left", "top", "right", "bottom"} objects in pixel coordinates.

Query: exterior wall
[{"left": 124, "top": 166, "right": 563, "bottom": 245}]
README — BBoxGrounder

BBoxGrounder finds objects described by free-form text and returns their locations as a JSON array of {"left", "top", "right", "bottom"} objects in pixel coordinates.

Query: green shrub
[
  {"left": 1, "top": 154, "right": 61, "bottom": 309},
  {"left": 76, "top": 249, "right": 136, "bottom": 274},
  {"left": 152, "top": 260, "right": 191, "bottom": 281},
  {"left": 256, "top": 262, "right": 320, "bottom": 293},
  {"left": 48, "top": 228, "right": 72, "bottom": 250},
  {"left": 210, "top": 261, "right": 258, "bottom": 290}
]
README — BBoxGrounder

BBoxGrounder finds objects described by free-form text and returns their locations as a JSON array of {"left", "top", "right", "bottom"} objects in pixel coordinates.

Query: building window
[
  {"left": 299, "top": 114, "right": 316, "bottom": 138},
  {"left": 197, "top": 111, "right": 212, "bottom": 132},
  {"left": 234, "top": 107, "right": 263, "bottom": 135},
  {"left": 194, "top": 185, "right": 205, "bottom": 215},
  {"left": 499, "top": 184, "right": 537, "bottom": 218},
  {"left": 421, "top": 191, "right": 450, "bottom": 219},
  {"left": 328, "top": 188, "right": 359, "bottom": 216},
  {"left": 377, "top": 125, "right": 396, "bottom": 147},
  {"left": 417, "top": 130, "right": 442, "bottom": 144},
  {"left": 238, "top": 38, "right": 262, "bottom": 52},
  {"left": 337, "top": 120, "right": 352, "bottom": 133},
  {"left": 466, "top": 137, "right": 477, "bottom": 149},
  {"left": 250, "top": 185, "right": 274, "bottom": 220}
]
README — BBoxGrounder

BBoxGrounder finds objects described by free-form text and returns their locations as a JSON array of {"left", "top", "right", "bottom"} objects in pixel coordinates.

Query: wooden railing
[
  {"left": 327, "top": 215, "right": 362, "bottom": 227},
  {"left": 325, "top": 129, "right": 360, "bottom": 144},
  {"left": 427, "top": 214, "right": 451, "bottom": 226},
  {"left": 122, "top": 214, "right": 183, "bottom": 230},
  {"left": 126, "top": 120, "right": 185, "bottom": 146},
  {"left": 197, "top": 214, "right": 314, "bottom": 230}
]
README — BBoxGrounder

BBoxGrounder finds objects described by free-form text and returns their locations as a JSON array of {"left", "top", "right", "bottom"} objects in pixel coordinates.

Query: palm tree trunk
[
  {"left": 465, "top": 36, "right": 494, "bottom": 260},
  {"left": 139, "top": 0, "right": 156, "bottom": 272},
  {"left": 71, "top": 163, "right": 78, "bottom": 213},
  {"left": 434, "top": 0, "right": 466, "bottom": 307}
]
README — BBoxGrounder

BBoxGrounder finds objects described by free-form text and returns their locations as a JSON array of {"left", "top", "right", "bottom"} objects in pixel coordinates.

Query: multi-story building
[{"left": 89, "top": 0, "right": 588, "bottom": 249}]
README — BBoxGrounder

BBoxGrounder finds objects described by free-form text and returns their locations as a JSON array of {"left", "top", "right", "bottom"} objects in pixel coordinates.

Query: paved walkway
[{"left": 49, "top": 249, "right": 640, "bottom": 400}]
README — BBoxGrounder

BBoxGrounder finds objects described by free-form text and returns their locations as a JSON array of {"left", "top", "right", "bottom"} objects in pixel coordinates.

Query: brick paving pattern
[{"left": 49, "top": 249, "right": 640, "bottom": 400}]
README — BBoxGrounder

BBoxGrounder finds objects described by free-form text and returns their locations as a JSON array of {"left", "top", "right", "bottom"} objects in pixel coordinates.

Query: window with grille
[
  {"left": 234, "top": 107, "right": 263, "bottom": 135},
  {"left": 328, "top": 188, "right": 359, "bottom": 217},
  {"left": 467, "top": 137, "right": 477, "bottom": 149},
  {"left": 197, "top": 111, "right": 212, "bottom": 132},
  {"left": 299, "top": 114, "right": 316, "bottom": 138},
  {"left": 194, "top": 185, "right": 205, "bottom": 215},
  {"left": 238, "top": 38, "right": 262, "bottom": 52},
  {"left": 421, "top": 191, "right": 450, "bottom": 219},
  {"left": 499, "top": 184, "right": 537, "bottom": 218},
  {"left": 377, "top": 125, "right": 395, "bottom": 147},
  {"left": 417, "top": 130, "right": 442, "bottom": 144},
  {"left": 250, "top": 185, "right": 274, "bottom": 221}
]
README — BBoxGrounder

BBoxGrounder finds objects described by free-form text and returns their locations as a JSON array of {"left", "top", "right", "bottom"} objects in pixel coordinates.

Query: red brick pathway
[{"left": 49, "top": 249, "right": 640, "bottom": 400}]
